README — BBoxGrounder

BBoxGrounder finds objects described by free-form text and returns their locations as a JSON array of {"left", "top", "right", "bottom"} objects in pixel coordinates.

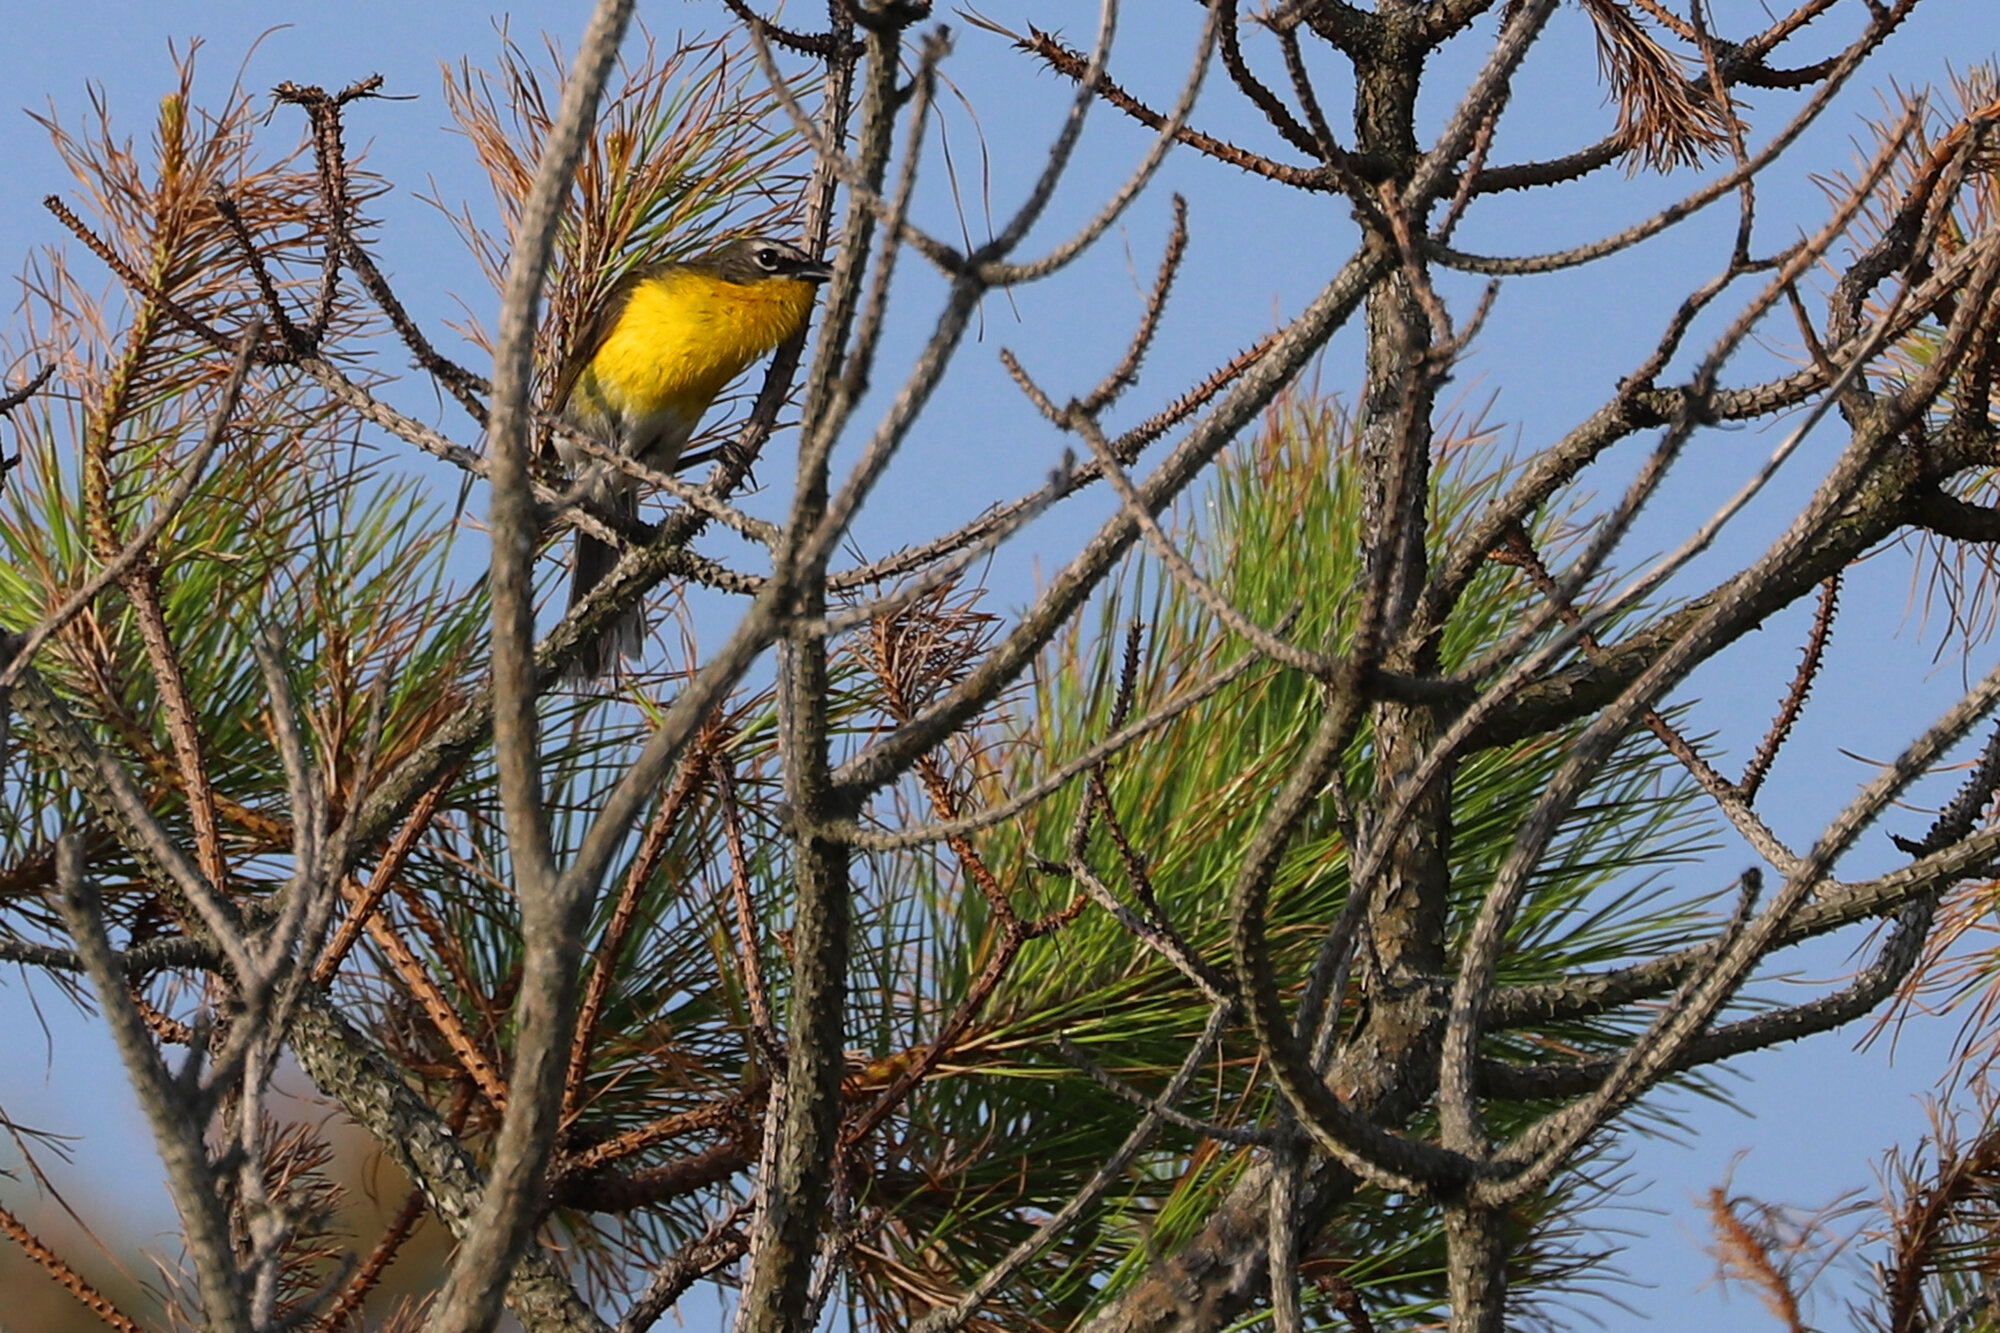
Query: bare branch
[
  {"left": 56, "top": 834, "right": 251, "bottom": 1333},
  {"left": 428, "top": 3, "right": 635, "bottom": 1328}
]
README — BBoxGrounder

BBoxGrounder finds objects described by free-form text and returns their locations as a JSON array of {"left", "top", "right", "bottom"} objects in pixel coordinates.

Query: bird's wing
[{"left": 549, "top": 265, "right": 660, "bottom": 413}]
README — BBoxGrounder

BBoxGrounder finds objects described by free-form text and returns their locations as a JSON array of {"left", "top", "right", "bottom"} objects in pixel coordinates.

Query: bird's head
[{"left": 705, "top": 238, "right": 833, "bottom": 286}]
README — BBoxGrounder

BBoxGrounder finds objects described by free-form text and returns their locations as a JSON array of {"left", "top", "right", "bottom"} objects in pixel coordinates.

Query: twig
[
  {"left": 1051, "top": 398, "right": 1340, "bottom": 678},
  {"left": 560, "top": 1087, "right": 765, "bottom": 1178},
  {"left": 714, "top": 752, "right": 780, "bottom": 1063},
  {"left": 0, "top": 1197, "right": 147, "bottom": 1333},
  {"left": 1055, "top": 1029, "right": 1270, "bottom": 1145},
  {"left": 720, "top": 0, "right": 860, "bottom": 59},
  {"left": 1741, "top": 573, "right": 1842, "bottom": 803},
  {"left": 1001, "top": 21, "right": 1333, "bottom": 192},
  {"left": 1427, "top": 28, "right": 1910, "bottom": 274},
  {"left": 313, "top": 773, "right": 451, "bottom": 986},
  {"left": 616, "top": 1206, "right": 751, "bottom": 1333},
  {"left": 1490, "top": 526, "right": 1801, "bottom": 874},
  {"left": 0, "top": 362, "right": 53, "bottom": 416},
  {"left": 1079, "top": 194, "right": 1189, "bottom": 415},
  {"left": 42, "top": 195, "right": 234, "bottom": 352},
  {"left": 822, "top": 329, "right": 1278, "bottom": 596},
  {"left": 212, "top": 190, "right": 303, "bottom": 355}
]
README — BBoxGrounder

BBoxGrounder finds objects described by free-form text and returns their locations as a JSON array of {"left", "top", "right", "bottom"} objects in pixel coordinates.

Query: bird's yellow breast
[{"left": 584, "top": 269, "right": 819, "bottom": 422}]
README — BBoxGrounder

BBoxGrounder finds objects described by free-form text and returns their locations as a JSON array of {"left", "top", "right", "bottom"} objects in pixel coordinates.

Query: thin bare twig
[
  {"left": 1741, "top": 573, "right": 1842, "bottom": 803},
  {"left": 714, "top": 752, "right": 779, "bottom": 1061},
  {"left": 0, "top": 1197, "right": 148, "bottom": 1333}
]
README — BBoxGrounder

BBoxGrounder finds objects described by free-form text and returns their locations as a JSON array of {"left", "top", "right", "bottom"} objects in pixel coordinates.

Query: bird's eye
[{"left": 755, "top": 247, "right": 780, "bottom": 270}]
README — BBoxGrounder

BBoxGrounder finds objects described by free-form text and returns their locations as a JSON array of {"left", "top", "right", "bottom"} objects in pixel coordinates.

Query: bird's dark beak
[{"left": 799, "top": 259, "right": 834, "bottom": 284}]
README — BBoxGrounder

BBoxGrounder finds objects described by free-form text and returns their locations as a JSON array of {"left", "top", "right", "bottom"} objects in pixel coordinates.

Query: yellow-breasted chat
[{"left": 551, "top": 237, "right": 831, "bottom": 677}]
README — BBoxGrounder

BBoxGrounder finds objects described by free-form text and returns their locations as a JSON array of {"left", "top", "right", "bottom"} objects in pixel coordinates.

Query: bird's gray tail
[{"left": 565, "top": 480, "right": 645, "bottom": 682}]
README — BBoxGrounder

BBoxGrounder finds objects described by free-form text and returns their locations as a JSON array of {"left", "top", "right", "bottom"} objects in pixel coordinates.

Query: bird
[{"left": 550, "top": 236, "right": 832, "bottom": 677}]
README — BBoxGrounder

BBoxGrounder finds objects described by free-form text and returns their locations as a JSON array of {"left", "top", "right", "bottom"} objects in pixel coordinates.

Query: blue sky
[{"left": 0, "top": 2, "right": 1994, "bottom": 1329}]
